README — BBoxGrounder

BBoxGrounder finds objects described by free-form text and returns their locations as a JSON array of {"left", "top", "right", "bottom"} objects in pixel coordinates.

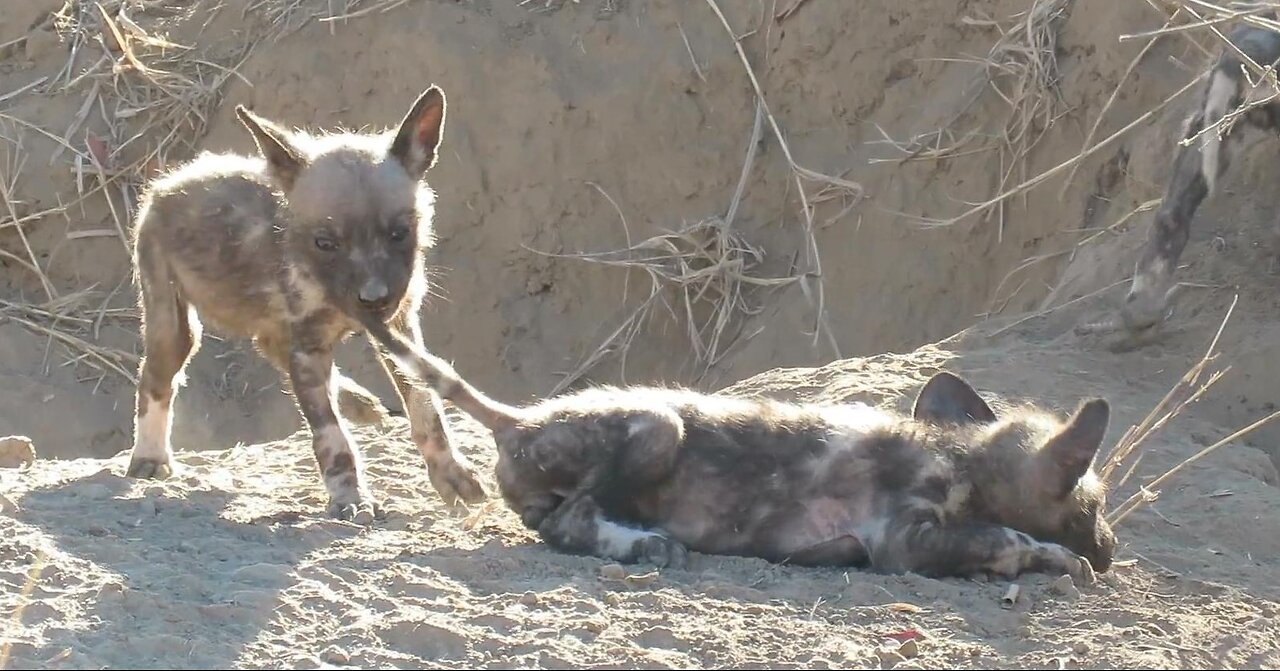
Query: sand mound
[{"left": 2, "top": 331, "right": 1278, "bottom": 668}]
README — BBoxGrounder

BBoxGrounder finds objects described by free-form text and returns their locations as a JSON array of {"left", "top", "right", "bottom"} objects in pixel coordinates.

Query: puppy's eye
[
  {"left": 315, "top": 236, "right": 338, "bottom": 251},
  {"left": 388, "top": 225, "right": 409, "bottom": 242}
]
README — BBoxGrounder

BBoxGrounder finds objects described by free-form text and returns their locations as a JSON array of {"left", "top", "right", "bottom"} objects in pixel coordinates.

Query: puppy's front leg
[
  {"left": 288, "top": 340, "right": 376, "bottom": 524},
  {"left": 536, "top": 491, "right": 688, "bottom": 569},
  {"left": 873, "top": 519, "right": 1096, "bottom": 584}
]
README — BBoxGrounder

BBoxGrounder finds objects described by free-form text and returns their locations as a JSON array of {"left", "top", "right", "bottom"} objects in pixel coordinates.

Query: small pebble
[
  {"left": 0, "top": 494, "right": 17, "bottom": 514},
  {"left": 0, "top": 436, "right": 36, "bottom": 469},
  {"left": 599, "top": 563, "right": 626, "bottom": 580},
  {"left": 875, "top": 648, "right": 906, "bottom": 668},
  {"left": 897, "top": 639, "right": 920, "bottom": 659},
  {"left": 518, "top": 591, "right": 540, "bottom": 606},
  {"left": 623, "top": 570, "right": 659, "bottom": 587},
  {"left": 1050, "top": 574, "right": 1080, "bottom": 600}
]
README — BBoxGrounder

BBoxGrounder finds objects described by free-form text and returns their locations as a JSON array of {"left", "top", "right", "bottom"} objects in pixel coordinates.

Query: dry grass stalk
[
  {"left": 0, "top": 290, "right": 139, "bottom": 383},
  {"left": 248, "top": 0, "right": 416, "bottom": 40},
  {"left": 1097, "top": 293, "right": 1280, "bottom": 526},
  {"left": 0, "top": 1, "right": 259, "bottom": 385},
  {"left": 547, "top": 0, "right": 866, "bottom": 392},
  {"left": 972, "top": 0, "right": 1073, "bottom": 239},
  {"left": 531, "top": 215, "right": 797, "bottom": 396},
  {"left": 866, "top": 124, "right": 998, "bottom": 165},
  {"left": 874, "top": 0, "right": 1072, "bottom": 241},
  {"left": 1059, "top": 10, "right": 1180, "bottom": 200},
  {"left": 1099, "top": 293, "right": 1238, "bottom": 487},
  {"left": 1109, "top": 407, "right": 1280, "bottom": 525},
  {"left": 0, "top": 133, "right": 55, "bottom": 301},
  {"left": 702, "top": 0, "right": 864, "bottom": 357},
  {"left": 981, "top": 197, "right": 1161, "bottom": 319},
  {"left": 917, "top": 71, "right": 1207, "bottom": 229},
  {"left": 889, "top": 0, "right": 1219, "bottom": 235},
  {"left": 983, "top": 274, "right": 1132, "bottom": 338}
]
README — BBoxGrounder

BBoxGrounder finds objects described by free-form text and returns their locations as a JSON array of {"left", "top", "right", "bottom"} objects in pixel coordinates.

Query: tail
[{"left": 359, "top": 314, "right": 524, "bottom": 433}]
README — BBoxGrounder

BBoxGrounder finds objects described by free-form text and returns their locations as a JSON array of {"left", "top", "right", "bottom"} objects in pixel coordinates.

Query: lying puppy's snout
[{"left": 1088, "top": 523, "right": 1117, "bottom": 573}]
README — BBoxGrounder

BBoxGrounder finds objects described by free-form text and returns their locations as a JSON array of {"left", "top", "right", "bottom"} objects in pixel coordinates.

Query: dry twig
[
  {"left": 529, "top": 215, "right": 796, "bottom": 395},
  {"left": 702, "top": 0, "right": 863, "bottom": 356},
  {"left": 1101, "top": 294, "right": 1280, "bottom": 526}
]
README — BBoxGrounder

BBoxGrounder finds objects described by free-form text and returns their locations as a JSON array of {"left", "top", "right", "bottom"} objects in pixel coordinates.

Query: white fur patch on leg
[
  {"left": 132, "top": 395, "right": 173, "bottom": 461},
  {"left": 1201, "top": 69, "right": 1237, "bottom": 196},
  {"left": 595, "top": 517, "right": 661, "bottom": 560},
  {"left": 1131, "top": 257, "right": 1170, "bottom": 296}
]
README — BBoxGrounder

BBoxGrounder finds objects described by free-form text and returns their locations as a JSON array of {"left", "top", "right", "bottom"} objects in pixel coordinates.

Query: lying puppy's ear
[{"left": 912, "top": 371, "right": 997, "bottom": 425}]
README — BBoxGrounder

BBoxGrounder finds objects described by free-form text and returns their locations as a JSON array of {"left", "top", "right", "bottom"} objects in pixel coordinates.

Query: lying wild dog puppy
[{"left": 362, "top": 318, "right": 1116, "bottom": 583}]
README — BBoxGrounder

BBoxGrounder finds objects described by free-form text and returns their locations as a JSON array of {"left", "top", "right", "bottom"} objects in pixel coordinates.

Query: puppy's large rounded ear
[
  {"left": 390, "top": 85, "right": 447, "bottom": 178},
  {"left": 235, "top": 105, "right": 307, "bottom": 190},
  {"left": 1040, "top": 398, "right": 1110, "bottom": 497},
  {"left": 912, "top": 371, "right": 998, "bottom": 425}
]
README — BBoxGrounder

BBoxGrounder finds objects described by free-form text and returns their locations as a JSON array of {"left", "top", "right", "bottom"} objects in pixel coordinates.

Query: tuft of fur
[
  {"left": 124, "top": 85, "right": 485, "bottom": 523},
  {"left": 367, "top": 326, "right": 1116, "bottom": 582}
]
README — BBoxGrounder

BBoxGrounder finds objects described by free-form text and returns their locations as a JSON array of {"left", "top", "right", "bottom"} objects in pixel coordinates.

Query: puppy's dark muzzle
[
  {"left": 359, "top": 278, "right": 391, "bottom": 305},
  {"left": 1086, "top": 531, "right": 1117, "bottom": 573}
]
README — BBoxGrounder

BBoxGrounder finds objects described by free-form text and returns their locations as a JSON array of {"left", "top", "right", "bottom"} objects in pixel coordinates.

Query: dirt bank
[{"left": 4, "top": 0, "right": 1259, "bottom": 459}]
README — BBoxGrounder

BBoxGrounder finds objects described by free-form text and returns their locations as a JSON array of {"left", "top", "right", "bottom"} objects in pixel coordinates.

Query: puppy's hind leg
[
  {"left": 127, "top": 240, "right": 201, "bottom": 479},
  {"left": 533, "top": 408, "right": 689, "bottom": 568},
  {"left": 585, "top": 408, "right": 685, "bottom": 514},
  {"left": 535, "top": 490, "right": 689, "bottom": 569}
]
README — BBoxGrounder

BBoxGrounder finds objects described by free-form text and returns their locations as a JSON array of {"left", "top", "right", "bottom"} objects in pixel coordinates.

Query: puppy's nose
[{"left": 359, "top": 278, "right": 389, "bottom": 306}]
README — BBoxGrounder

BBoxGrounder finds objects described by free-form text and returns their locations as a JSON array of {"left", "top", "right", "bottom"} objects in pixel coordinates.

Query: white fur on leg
[
  {"left": 595, "top": 517, "right": 662, "bottom": 560},
  {"left": 1130, "top": 257, "right": 1170, "bottom": 296},
  {"left": 132, "top": 396, "right": 173, "bottom": 461},
  {"left": 1200, "top": 69, "right": 1237, "bottom": 196}
]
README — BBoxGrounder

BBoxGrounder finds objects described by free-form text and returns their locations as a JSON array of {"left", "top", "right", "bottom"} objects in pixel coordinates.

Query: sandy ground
[
  {"left": 2, "top": 0, "right": 1280, "bottom": 668},
  {"left": 2, "top": 324, "right": 1279, "bottom": 669}
]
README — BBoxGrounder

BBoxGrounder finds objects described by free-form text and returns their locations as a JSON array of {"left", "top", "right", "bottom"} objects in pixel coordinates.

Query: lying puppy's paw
[{"left": 632, "top": 533, "right": 689, "bottom": 569}]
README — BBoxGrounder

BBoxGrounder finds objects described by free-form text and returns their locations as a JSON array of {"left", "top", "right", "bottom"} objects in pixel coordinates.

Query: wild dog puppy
[
  {"left": 1123, "top": 21, "right": 1280, "bottom": 333},
  {"left": 363, "top": 320, "right": 1116, "bottom": 583},
  {"left": 125, "top": 86, "right": 486, "bottom": 522}
]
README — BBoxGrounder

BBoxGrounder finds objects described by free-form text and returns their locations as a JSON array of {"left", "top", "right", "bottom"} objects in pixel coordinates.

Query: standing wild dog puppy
[
  {"left": 126, "top": 86, "right": 486, "bottom": 522},
  {"left": 361, "top": 320, "right": 1116, "bottom": 583},
  {"left": 1123, "top": 21, "right": 1280, "bottom": 333}
]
